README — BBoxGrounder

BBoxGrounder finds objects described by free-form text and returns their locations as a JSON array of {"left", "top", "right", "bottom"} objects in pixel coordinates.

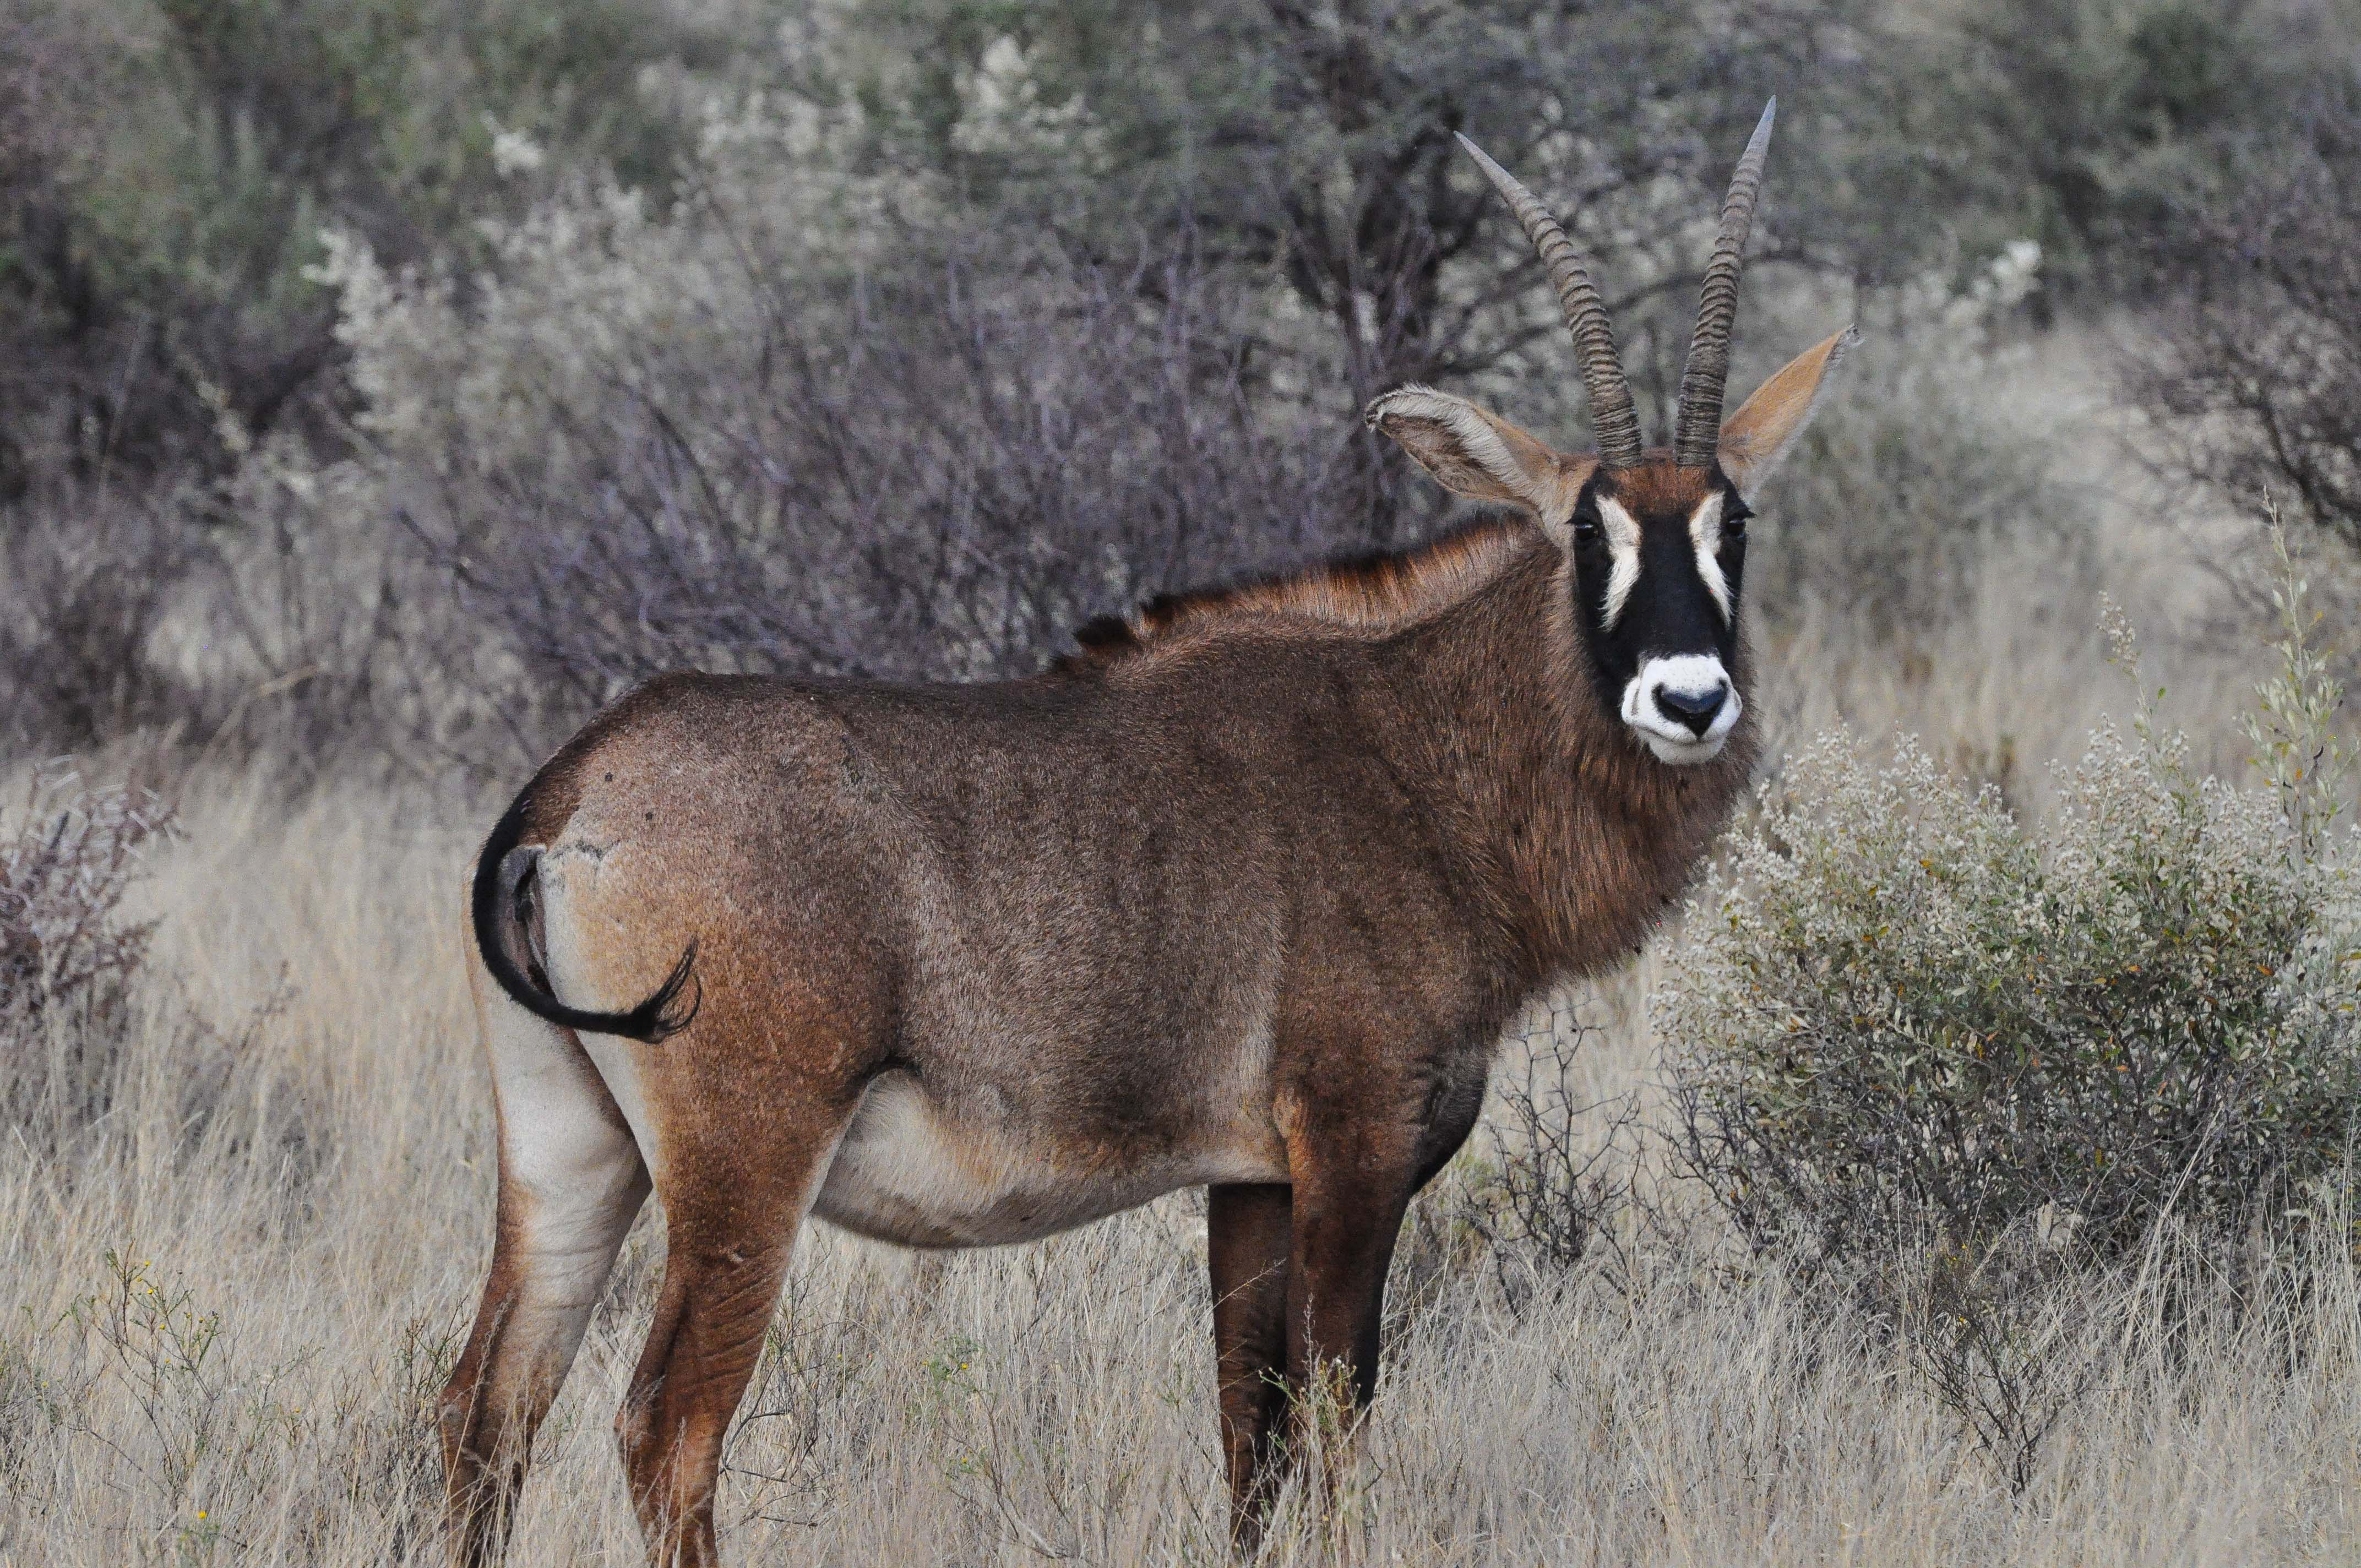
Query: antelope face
[
  {"left": 1369, "top": 334, "right": 1851, "bottom": 769},
  {"left": 1367, "top": 102, "right": 1859, "bottom": 769},
  {"left": 1574, "top": 468, "right": 1747, "bottom": 764}
]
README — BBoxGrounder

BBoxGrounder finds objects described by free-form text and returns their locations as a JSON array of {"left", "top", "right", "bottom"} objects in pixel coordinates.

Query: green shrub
[
  {"left": 1664, "top": 668, "right": 2361, "bottom": 1276},
  {"left": 0, "top": 0, "right": 728, "bottom": 473},
  {"left": 1879, "top": 0, "right": 2329, "bottom": 296}
]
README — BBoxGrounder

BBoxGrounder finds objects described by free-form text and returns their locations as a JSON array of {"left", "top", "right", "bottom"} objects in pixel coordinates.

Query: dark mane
[{"left": 1052, "top": 517, "right": 1538, "bottom": 673}]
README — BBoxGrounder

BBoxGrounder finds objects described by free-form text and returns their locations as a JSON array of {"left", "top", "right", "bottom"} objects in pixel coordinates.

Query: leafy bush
[
  {"left": 830, "top": 0, "right": 1878, "bottom": 427},
  {"left": 1664, "top": 667, "right": 2361, "bottom": 1276},
  {"left": 1876, "top": 0, "right": 2328, "bottom": 297},
  {"left": 0, "top": 0, "right": 729, "bottom": 476}
]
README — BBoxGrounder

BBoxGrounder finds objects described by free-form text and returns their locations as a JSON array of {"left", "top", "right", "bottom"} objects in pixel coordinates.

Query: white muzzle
[{"left": 1620, "top": 654, "right": 1741, "bottom": 764}]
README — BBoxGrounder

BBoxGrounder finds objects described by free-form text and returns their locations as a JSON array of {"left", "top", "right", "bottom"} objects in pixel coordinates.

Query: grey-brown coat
[{"left": 437, "top": 101, "right": 1854, "bottom": 1567}]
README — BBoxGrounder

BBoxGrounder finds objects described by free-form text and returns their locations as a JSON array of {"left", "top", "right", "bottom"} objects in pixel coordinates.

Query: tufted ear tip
[
  {"left": 1364, "top": 385, "right": 1431, "bottom": 431},
  {"left": 1364, "top": 385, "right": 1569, "bottom": 520}
]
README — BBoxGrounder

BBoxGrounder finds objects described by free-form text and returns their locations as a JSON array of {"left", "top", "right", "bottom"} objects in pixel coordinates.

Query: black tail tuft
[
  {"left": 621, "top": 940, "right": 703, "bottom": 1042},
  {"left": 469, "top": 790, "right": 701, "bottom": 1044}
]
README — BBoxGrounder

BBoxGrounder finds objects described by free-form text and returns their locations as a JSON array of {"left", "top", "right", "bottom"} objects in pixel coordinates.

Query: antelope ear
[
  {"left": 1366, "top": 386, "right": 1583, "bottom": 543},
  {"left": 1718, "top": 325, "right": 1858, "bottom": 498}
]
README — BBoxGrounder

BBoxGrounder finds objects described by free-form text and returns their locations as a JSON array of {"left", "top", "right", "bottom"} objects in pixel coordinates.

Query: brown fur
[
  {"left": 439, "top": 518, "right": 1753, "bottom": 1565},
  {"left": 1065, "top": 516, "right": 1536, "bottom": 668},
  {"left": 438, "top": 317, "right": 1851, "bottom": 1563}
]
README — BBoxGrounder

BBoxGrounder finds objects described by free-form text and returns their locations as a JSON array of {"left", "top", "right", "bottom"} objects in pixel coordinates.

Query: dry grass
[
  {"left": 0, "top": 774, "right": 2356, "bottom": 1566},
  {"left": 3, "top": 337, "right": 2357, "bottom": 1566}
]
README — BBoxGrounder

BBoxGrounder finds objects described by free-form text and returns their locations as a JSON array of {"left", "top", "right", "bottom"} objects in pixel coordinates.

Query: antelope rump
[{"left": 438, "top": 99, "right": 1854, "bottom": 1566}]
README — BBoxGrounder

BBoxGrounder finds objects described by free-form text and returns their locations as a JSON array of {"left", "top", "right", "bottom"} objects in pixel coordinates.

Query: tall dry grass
[
  {"left": 6, "top": 683, "right": 2359, "bottom": 1565},
  {"left": 3, "top": 336, "right": 2354, "bottom": 1566}
]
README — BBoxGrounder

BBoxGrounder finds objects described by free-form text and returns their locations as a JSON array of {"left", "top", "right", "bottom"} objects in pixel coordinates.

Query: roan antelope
[{"left": 439, "top": 99, "right": 1852, "bottom": 1565}]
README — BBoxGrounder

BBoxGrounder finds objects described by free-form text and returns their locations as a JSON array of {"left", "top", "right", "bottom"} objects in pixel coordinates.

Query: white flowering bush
[{"left": 1665, "top": 683, "right": 2361, "bottom": 1273}]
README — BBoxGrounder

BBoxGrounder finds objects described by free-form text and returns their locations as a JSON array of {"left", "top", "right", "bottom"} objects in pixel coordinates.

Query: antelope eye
[
  {"left": 1570, "top": 511, "right": 1603, "bottom": 543},
  {"left": 1722, "top": 504, "right": 1752, "bottom": 541}
]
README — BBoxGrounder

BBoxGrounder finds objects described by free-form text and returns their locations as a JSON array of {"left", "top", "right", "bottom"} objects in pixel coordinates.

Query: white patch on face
[
  {"left": 1689, "top": 492, "right": 1732, "bottom": 622},
  {"left": 1619, "top": 652, "right": 1742, "bottom": 764},
  {"left": 1598, "top": 497, "right": 1643, "bottom": 629}
]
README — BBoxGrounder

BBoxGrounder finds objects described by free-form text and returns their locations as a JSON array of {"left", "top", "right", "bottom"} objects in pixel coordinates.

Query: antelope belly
[{"left": 810, "top": 1071, "right": 1281, "bottom": 1248}]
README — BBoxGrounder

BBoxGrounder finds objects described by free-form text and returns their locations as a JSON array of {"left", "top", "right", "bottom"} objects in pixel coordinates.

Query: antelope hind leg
[
  {"left": 440, "top": 940, "right": 651, "bottom": 1567},
  {"left": 613, "top": 1091, "right": 861, "bottom": 1567}
]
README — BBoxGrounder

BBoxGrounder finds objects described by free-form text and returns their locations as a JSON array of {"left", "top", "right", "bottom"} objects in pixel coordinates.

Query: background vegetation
[{"left": 7, "top": 0, "right": 2361, "bottom": 1561}]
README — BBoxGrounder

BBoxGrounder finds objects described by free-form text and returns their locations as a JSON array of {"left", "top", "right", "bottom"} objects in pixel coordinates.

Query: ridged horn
[
  {"left": 1673, "top": 99, "right": 1777, "bottom": 469},
  {"left": 1455, "top": 132, "right": 1644, "bottom": 469}
]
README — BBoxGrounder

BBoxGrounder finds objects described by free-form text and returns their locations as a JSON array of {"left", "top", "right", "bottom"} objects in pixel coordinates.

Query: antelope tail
[{"left": 468, "top": 790, "right": 700, "bottom": 1043}]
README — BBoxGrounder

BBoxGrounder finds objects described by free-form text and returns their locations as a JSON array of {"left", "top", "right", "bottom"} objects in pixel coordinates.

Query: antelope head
[{"left": 1368, "top": 101, "right": 1853, "bottom": 765}]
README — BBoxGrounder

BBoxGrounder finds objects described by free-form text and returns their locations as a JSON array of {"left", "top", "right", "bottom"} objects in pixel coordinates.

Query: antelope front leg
[
  {"left": 1207, "top": 1182, "right": 1293, "bottom": 1551},
  {"left": 1277, "top": 1117, "right": 1421, "bottom": 1542}
]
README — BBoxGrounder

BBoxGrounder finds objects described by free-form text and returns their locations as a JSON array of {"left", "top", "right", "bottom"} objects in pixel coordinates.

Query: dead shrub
[
  {"left": 2128, "top": 95, "right": 2361, "bottom": 547},
  {"left": 1449, "top": 1010, "right": 1645, "bottom": 1314},
  {"left": 0, "top": 767, "right": 174, "bottom": 1137},
  {"left": 0, "top": 483, "right": 213, "bottom": 752}
]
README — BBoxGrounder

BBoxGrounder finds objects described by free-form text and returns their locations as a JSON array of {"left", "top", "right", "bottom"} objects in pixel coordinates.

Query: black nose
[{"left": 1654, "top": 682, "right": 1727, "bottom": 738}]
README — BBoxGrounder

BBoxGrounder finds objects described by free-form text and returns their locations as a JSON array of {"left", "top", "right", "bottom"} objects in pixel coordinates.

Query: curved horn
[
  {"left": 1455, "top": 132, "right": 1644, "bottom": 470},
  {"left": 1673, "top": 99, "right": 1777, "bottom": 469}
]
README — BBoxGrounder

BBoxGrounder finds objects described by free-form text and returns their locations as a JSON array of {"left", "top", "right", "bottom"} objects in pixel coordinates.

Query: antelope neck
[{"left": 1376, "top": 541, "right": 1756, "bottom": 984}]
